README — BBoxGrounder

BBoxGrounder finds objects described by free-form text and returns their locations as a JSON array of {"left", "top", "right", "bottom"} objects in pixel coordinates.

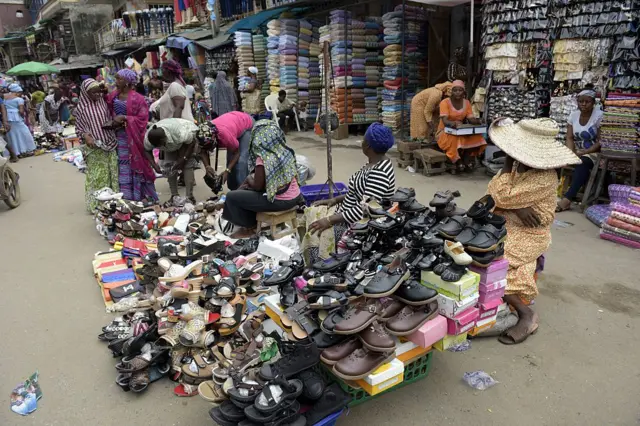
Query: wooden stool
[
  {"left": 256, "top": 208, "right": 299, "bottom": 239},
  {"left": 413, "top": 148, "right": 447, "bottom": 176},
  {"left": 581, "top": 151, "right": 640, "bottom": 211}
]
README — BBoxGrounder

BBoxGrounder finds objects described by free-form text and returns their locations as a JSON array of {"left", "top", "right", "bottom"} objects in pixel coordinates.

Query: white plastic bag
[{"left": 296, "top": 155, "right": 316, "bottom": 183}]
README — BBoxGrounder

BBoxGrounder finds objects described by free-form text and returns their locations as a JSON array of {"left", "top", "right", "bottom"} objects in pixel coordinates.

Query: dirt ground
[{"left": 1, "top": 134, "right": 639, "bottom": 426}]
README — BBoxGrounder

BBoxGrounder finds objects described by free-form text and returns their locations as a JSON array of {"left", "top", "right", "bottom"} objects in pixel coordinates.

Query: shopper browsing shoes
[
  {"left": 486, "top": 117, "right": 580, "bottom": 344},
  {"left": 144, "top": 118, "right": 199, "bottom": 204}
]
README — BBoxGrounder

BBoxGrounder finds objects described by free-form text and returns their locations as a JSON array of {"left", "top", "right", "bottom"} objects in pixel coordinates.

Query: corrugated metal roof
[
  {"left": 227, "top": 7, "right": 288, "bottom": 34},
  {"left": 195, "top": 37, "right": 233, "bottom": 51}
]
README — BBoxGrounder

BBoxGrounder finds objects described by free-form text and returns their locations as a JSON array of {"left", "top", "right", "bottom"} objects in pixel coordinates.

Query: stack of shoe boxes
[
  {"left": 420, "top": 270, "right": 480, "bottom": 350},
  {"left": 468, "top": 258, "right": 508, "bottom": 335}
]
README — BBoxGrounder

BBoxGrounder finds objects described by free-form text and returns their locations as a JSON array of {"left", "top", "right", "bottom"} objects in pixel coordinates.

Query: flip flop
[
  {"left": 198, "top": 380, "right": 228, "bottom": 402},
  {"left": 498, "top": 323, "right": 539, "bottom": 345}
]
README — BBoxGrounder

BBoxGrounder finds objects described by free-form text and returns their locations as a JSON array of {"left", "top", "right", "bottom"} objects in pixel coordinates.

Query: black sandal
[
  {"left": 253, "top": 379, "right": 303, "bottom": 413},
  {"left": 308, "top": 291, "right": 349, "bottom": 309}
]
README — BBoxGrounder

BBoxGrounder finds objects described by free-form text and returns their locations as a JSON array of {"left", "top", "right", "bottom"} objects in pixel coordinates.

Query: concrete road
[{"left": 1, "top": 136, "right": 638, "bottom": 426}]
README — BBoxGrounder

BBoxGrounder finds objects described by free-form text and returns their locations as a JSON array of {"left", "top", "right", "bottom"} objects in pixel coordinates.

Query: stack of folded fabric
[
  {"left": 364, "top": 16, "right": 382, "bottom": 122},
  {"left": 235, "top": 31, "right": 255, "bottom": 109},
  {"left": 253, "top": 34, "right": 269, "bottom": 107},
  {"left": 330, "top": 10, "right": 353, "bottom": 124},
  {"left": 600, "top": 200, "right": 640, "bottom": 249},
  {"left": 266, "top": 20, "right": 281, "bottom": 94},
  {"left": 279, "top": 19, "right": 299, "bottom": 104},
  {"left": 381, "top": 8, "right": 405, "bottom": 131},
  {"left": 600, "top": 93, "right": 640, "bottom": 154},
  {"left": 351, "top": 19, "right": 367, "bottom": 123},
  {"left": 298, "top": 20, "right": 313, "bottom": 116},
  {"left": 308, "top": 23, "right": 322, "bottom": 120}
]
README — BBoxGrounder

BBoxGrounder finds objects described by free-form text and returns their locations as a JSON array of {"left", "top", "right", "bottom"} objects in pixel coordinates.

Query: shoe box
[
  {"left": 437, "top": 293, "right": 479, "bottom": 318},
  {"left": 406, "top": 315, "right": 448, "bottom": 349},
  {"left": 469, "top": 258, "right": 509, "bottom": 286},
  {"left": 420, "top": 270, "right": 480, "bottom": 301},
  {"left": 447, "top": 307, "right": 479, "bottom": 335},
  {"left": 355, "top": 358, "right": 404, "bottom": 396},
  {"left": 434, "top": 332, "right": 468, "bottom": 351}
]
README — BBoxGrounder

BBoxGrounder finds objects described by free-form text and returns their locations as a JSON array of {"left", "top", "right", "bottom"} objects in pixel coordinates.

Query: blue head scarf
[
  {"left": 365, "top": 123, "right": 395, "bottom": 153},
  {"left": 9, "top": 83, "right": 23, "bottom": 93}
]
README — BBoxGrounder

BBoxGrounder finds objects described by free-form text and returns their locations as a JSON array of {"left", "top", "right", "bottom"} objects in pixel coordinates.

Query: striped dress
[{"left": 338, "top": 158, "right": 396, "bottom": 223}]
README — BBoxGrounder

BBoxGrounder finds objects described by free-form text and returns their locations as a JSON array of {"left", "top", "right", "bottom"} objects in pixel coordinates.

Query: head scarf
[
  {"left": 435, "top": 81, "right": 453, "bottom": 97},
  {"left": 248, "top": 66, "right": 258, "bottom": 75},
  {"left": 117, "top": 69, "right": 138, "bottom": 86},
  {"left": 452, "top": 80, "right": 465, "bottom": 89},
  {"left": 161, "top": 60, "right": 186, "bottom": 86},
  {"left": 249, "top": 120, "right": 298, "bottom": 202},
  {"left": 212, "top": 71, "right": 237, "bottom": 115},
  {"left": 364, "top": 123, "right": 395, "bottom": 153},
  {"left": 76, "top": 78, "right": 117, "bottom": 151},
  {"left": 578, "top": 89, "right": 596, "bottom": 99},
  {"left": 8, "top": 84, "right": 22, "bottom": 93}
]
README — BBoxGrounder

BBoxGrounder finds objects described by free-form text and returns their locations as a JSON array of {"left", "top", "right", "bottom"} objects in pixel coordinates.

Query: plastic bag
[
  {"left": 296, "top": 154, "right": 316, "bottom": 184},
  {"left": 463, "top": 371, "right": 499, "bottom": 390}
]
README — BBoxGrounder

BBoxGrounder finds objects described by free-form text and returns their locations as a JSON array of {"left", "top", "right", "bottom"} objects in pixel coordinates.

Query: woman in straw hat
[
  {"left": 436, "top": 80, "right": 487, "bottom": 172},
  {"left": 486, "top": 117, "right": 580, "bottom": 344},
  {"left": 410, "top": 81, "right": 453, "bottom": 141}
]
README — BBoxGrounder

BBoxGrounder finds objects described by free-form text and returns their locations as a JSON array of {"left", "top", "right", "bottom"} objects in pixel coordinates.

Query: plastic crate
[
  {"left": 314, "top": 409, "right": 345, "bottom": 426},
  {"left": 300, "top": 183, "right": 349, "bottom": 206},
  {"left": 316, "top": 352, "right": 433, "bottom": 407}
]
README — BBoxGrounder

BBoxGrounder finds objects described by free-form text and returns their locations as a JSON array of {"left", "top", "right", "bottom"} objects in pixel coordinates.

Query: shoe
[
  {"left": 333, "top": 300, "right": 384, "bottom": 335},
  {"left": 304, "top": 383, "right": 352, "bottom": 425},
  {"left": 438, "top": 216, "right": 470, "bottom": 238},
  {"left": 465, "top": 224, "right": 507, "bottom": 252},
  {"left": 441, "top": 263, "right": 468, "bottom": 282},
  {"left": 455, "top": 221, "right": 482, "bottom": 245},
  {"left": 332, "top": 347, "right": 396, "bottom": 381},
  {"left": 405, "top": 211, "right": 437, "bottom": 233},
  {"left": 358, "top": 321, "right": 396, "bottom": 352},
  {"left": 311, "top": 330, "right": 348, "bottom": 349},
  {"left": 432, "top": 257, "right": 451, "bottom": 275},
  {"left": 265, "top": 254, "right": 305, "bottom": 286},
  {"left": 259, "top": 339, "right": 320, "bottom": 380},
  {"left": 385, "top": 302, "right": 439, "bottom": 336},
  {"left": 387, "top": 187, "right": 416, "bottom": 203},
  {"left": 417, "top": 253, "right": 438, "bottom": 270},
  {"left": 399, "top": 198, "right": 427, "bottom": 213},
  {"left": 429, "top": 190, "right": 460, "bottom": 207},
  {"left": 393, "top": 279, "right": 438, "bottom": 305},
  {"left": 210, "top": 406, "right": 241, "bottom": 426},
  {"left": 320, "top": 337, "right": 362, "bottom": 365},
  {"left": 469, "top": 243, "right": 504, "bottom": 267},
  {"left": 437, "top": 202, "right": 467, "bottom": 218},
  {"left": 378, "top": 298, "right": 406, "bottom": 321},
  {"left": 296, "top": 370, "right": 325, "bottom": 402},
  {"left": 414, "top": 233, "right": 444, "bottom": 249},
  {"left": 467, "top": 195, "right": 495, "bottom": 219},
  {"left": 363, "top": 260, "right": 411, "bottom": 298},
  {"left": 311, "top": 252, "right": 353, "bottom": 273},
  {"left": 320, "top": 306, "right": 348, "bottom": 334},
  {"left": 444, "top": 240, "right": 473, "bottom": 265}
]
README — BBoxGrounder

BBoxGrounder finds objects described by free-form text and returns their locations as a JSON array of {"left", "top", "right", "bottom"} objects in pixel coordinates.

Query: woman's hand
[
  {"left": 205, "top": 165, "right": 216, "bottom": 177},
  {"left": 313, "top": 199, "right": 334, "bottom": 207},
  {"left": 576, "top": 149, "right": 586, "bottom": 157},
  {"left": 85, "top": 134, "right": 95, "bottom": 147},
  {"left": 221, "top": 170, "right": 229, "bottom": 185},
  {"left": 309, "top": 217, "right": 332, "bottom": 235},
  {"left": 113, "top": 115, "right": 126, "bottom": 125},
  {"left": 515, "top": 207, "right": 541, "bottom": 227},
  {"left": 173, "top": 158, "right": 186, "bottom": 172},
  {"left": 454, "top": 121, "right": 464, "bottom": 128}
]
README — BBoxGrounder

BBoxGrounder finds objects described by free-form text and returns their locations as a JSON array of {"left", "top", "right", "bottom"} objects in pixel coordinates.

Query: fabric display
[
  {"left": 252, "top": 34, "right": 269, "bottom": 107},
  {"left": 481, "top": 0, "right": 550, "bottom": 47},
  {"left": 235, "top": 31, "right": 254, "bottom": 91},
  {"left": 549, "top": 95, "right": 577, "bottom": 142},
  {"left": 364, "top": 17, "right": 383, "bottom": 123},
  {"left": 486, "top": 86, "right": 537, "bottom": 123},
  {"left": 328, "top": 10, "right": 354, "bottom": 124},
  {"left": 297, "top": 20, "right": 312, "bottom": 117},
  {"left": 485, "top": 43, "right": 519, "bottom": 72},
  {"left": 279, "top": 19, "right": 299, "bottom": 104},
  {"left": 600, "top": 93, "right": 640, "bottom": 154},
  {"left": 599, "top": 187, "right": 640, "bottom": 248},
  {"left": 205, "top": 46, "right": 233, "bottom": 76},
  {"left": 551, "top": 0, "right": 639, "bottom": 40},
  {"left": 308, "top": 24, "right": 322, "bottom": 120},
  {"left": 267, "top": 19, "right": 281, "bottom": 94},
  {"left": 609, "top": 34, "right": 640, "bottom": 90}
]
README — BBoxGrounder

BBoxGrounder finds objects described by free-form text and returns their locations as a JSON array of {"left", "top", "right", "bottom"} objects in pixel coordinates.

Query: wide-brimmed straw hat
[{"left": 488, "top": 118, "right": 581, "bottom": 170}]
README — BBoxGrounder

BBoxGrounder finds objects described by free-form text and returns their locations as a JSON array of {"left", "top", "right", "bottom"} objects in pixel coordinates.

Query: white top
[
  {"left": 186, "top": 84, "right": 195, "bottom": 100},
  {"left": 567, "top": 107, "right": 603, "bottom": 158},
  {"left": 152, "top": 81, "right": 193, "bottom": 121}
]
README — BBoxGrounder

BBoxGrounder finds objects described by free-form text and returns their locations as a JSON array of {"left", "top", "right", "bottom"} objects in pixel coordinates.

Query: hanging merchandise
[
  {"left": 205, "top": 45, "right": 233, "bottom": 76},
  {"left": 609, "top": 35, "right": 640, "bottom": 91},
  {"left": 329, "top": 10, "right": 353, "bottom": 124}
]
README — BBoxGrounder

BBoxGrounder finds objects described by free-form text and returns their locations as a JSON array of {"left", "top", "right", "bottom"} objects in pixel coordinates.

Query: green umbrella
[{"left": 6, "top": 61, "right": 60, "bottom": 76}]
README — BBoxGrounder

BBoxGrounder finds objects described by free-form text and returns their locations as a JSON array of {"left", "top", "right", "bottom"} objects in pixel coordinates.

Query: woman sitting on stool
[{"left": 222, "top": 120, "right": 302, "bottom": 239}]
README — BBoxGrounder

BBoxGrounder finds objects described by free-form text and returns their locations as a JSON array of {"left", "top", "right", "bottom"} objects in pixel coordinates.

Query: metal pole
[
  {"left": 400, "top": 0, "right": 406, "bottom": 139},
  {"left": 466, "top": 0, "right": 474, "bottom": 93}
]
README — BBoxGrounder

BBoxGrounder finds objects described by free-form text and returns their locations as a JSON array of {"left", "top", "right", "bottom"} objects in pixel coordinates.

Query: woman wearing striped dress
[{"left": 303, "top": 123, "right": 396, "bottom": 263}]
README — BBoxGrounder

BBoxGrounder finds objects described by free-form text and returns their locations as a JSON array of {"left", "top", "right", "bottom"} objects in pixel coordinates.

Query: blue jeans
[{"left": 564, "top": 156, "right": 594, "bottom": 199}]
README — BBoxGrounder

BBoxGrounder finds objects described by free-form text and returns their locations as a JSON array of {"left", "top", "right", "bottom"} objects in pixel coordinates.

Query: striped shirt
[{"left": 338, "top": 158, "right": 396, "bottom": 224}]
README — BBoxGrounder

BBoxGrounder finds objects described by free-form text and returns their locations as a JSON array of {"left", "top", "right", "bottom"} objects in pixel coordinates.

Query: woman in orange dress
[{"left": 437, "top": 80, "right": 486, "bottom": 172}]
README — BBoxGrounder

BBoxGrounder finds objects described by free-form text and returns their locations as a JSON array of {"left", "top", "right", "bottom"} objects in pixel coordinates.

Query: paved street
[{"left": 1, "top": 136, "right": 639, "bottom": 426}]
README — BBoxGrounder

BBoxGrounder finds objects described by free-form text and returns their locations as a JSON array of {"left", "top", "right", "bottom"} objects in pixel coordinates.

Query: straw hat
[{"left": 488, "top": 118, "right": 581, "bottom": 170}]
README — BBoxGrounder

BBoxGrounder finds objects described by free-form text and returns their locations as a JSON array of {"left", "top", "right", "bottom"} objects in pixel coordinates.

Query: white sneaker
[{"left": 95, "top": 187, "right": 124, "bottom": 201}]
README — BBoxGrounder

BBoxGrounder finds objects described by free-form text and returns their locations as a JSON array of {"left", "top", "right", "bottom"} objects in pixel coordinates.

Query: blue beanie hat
[{"left": 365, "top": 122, "right": 395, "bottom": 153}]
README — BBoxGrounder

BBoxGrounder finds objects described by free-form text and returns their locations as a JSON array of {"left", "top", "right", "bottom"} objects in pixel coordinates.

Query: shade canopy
[{"left": 7, "top": 61, "right": 60, "bottom": 76}]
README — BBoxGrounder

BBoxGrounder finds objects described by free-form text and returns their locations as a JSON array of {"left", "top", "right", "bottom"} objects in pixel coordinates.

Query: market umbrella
[{"left": 6, "top": 61, "right": 60, "bottom": 76}]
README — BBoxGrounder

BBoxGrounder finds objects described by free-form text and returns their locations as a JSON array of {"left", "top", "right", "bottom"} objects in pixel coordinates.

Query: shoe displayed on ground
[{"left": 259, "top": 339, "right": 320, "bottom": 381}]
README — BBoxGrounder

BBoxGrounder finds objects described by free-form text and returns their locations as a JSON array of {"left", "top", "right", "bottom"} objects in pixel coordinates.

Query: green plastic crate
[{"left": 316, "top": 352, "right": 434, "bottom": 407}]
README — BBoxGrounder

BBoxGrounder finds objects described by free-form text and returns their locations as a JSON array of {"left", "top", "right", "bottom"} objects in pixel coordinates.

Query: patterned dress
[
  {"left": 114, "top": 98, "right": 158, "bottom": 202},
  {"left": 487, "top": 168, "right": 558, "bottom": 302}
]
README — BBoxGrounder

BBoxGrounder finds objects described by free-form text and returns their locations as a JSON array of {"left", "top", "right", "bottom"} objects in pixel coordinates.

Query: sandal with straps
[
  {"left": 181, "top": 352, "right": 217, "bottom": 384},
  {"left": 251, "top": 378, "right": 303, "bottom": 414}
]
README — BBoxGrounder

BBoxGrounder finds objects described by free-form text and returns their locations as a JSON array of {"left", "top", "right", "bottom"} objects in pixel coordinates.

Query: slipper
[
  {"left": 174, "top": 383, "right": 198, "bottom": 397},
  {"left": 158, "top": 260, "right": 204, "bottom": 283},
  {"left": 555, "top": 202, "right": 571, "bottom": 213},
  {"left": 498, "top": 323, "right": 539, "bottom": 345},
  {"left": 198, "top": 380, "right": 228, "bottom": 402},
  {"left": 253, "top": 379, "right": 303, "bottom": 413},
  {"left": 308, "top": 291, "right": 349, "bottom": 309}
]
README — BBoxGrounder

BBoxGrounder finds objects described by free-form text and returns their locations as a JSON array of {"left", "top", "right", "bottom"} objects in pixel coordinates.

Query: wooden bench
[
  {"left": 413, "top": 148, "right": 447, "bottom": 176},
  {"left": 256, "top": 207, "right": 299, "bottom": 239},
  {"left": 581, "top": 151, "right": 640, "bottom": 211}
]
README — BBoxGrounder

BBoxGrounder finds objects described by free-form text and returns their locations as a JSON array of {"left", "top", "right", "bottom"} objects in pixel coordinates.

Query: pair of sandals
[
  {"left": 280, "top": 301, "right": 320, "bottom": 341},
  {"left": 115, "top": 342, "right": 170, "bottom": 392}
]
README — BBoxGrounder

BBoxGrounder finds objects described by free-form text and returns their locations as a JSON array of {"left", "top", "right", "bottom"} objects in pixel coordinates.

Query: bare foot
[
  {"left": 498, "top": 308, "right": 539, "bottom": 345},
  {"left": 230, "top": 228, "right": 256, "bottom": 239},
  {"left": 556, "top": 198, "right": 571, "bottom": 212}
]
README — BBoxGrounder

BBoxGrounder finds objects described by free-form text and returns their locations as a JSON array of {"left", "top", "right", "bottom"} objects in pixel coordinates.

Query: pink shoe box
[
  {"left": 407, "top": 315, "right": 448, "bottom": 348},
  {"left": 469, "top": 258, "right": 509, "bottom": 286},
  {"left": 478, "top": 297, "right": 503, "bottom": 321},
  {"left": 446, "top": 306, "right": 479, "bottom": 335},
  {"left": 437, "top": 292, "right": 479, "bottom": 319},
  {"left": 480, "top": 278, "right": 507, "bottom": 293},
  {"left": 479, "top": 285, "right": 505, "bottom": 304}
]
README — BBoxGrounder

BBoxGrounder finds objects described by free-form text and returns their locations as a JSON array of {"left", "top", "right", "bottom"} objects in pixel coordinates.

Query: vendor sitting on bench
[
  {"left": 222, "top": 120, "right": 302, "bottom": 239},
  {"left": 276, "top": 90, "right": 296, "bottom": 133},
  {"left": 436, "top": 80, "right": 486, "bottom": 173}
]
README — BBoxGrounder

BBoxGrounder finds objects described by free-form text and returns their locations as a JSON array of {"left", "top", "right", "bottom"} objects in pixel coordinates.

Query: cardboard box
[
  {"left": 355, "top": 358, "right": 404, "bottom": 396},
  {"left": 480, "top": 278, "right": 507, "bottom": 293},
  {"left": 437, "top": 293, "right": 479, "bottom": 319},
  {"left": 478, "top": 286, "right": 505, "bottom": 304},
  {"left": 394, "top": 338, "right": 419, "bottom": 357},
  {"left": 446, "top": 307, "right": 479, "bottom": 335},
  {"left": 470, "top": 258, "right": 509, "bottom": 285},
  {"left": 407, "top": 315, "right": 448, "bottom": 348},
  {"left": 434, "top": 332, "right": 468, "bottom": 351},
  {"left": 468, "top": 319, "right": 497, "bottom": 336},
  {"left": 478, "top": 298, "right": 503, "bottom": 321},
  {"left": 264, "top": 293, "right": 285, "bottom": 316},
  {"left": 265, "top": 306, "right": 287, "bottom": 330},
  {"left": 476, "top": 314, "right": 498, "bottom": 328},
  {"left": 399, "top": 346, "right": 432, "bottom": 365},
  {"left": 421, "top": 270, "right": 480, "bottom": 301}
]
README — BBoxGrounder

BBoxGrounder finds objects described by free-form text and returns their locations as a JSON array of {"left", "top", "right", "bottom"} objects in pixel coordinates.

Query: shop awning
[
  {"left": 195, "top": 37, "right": 232, "bottom": 51},
  {"left": 166, "top": 36, "right": 192, "bottom": 50},
  {"left": 101, "top": 49, "right": 129, "bottom": 58},
  {"left": 226, "top": 7, "right": 288, "bottom": 34},
  {"left": 49, "top": 55, "right": 104, "bottom": 71},
  {"left": 176, "top": 29, "right": 212, "bottom": 41}
]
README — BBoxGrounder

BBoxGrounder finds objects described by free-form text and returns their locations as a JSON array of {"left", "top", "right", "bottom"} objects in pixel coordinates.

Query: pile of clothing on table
[
  {"left": 92, "top": 198, "right": 354, "bottom": 425},
  {"left": 279, "top": 19, "right": 300, "bottom": 105},
  {"left": 600, "top": 93, "right": 640, "bottom": 154},
  {"left": 592, "top": 185, "right": 640, "bottom": 249}
]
